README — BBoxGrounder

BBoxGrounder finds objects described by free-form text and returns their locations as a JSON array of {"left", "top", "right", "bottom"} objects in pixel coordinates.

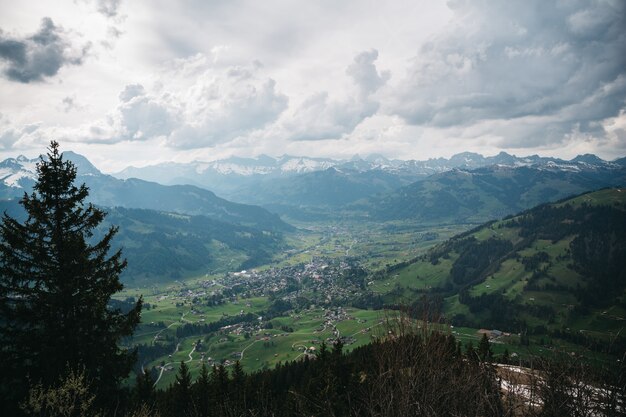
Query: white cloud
[
  {"left": 165, "top": 60, "right": 288, "bottom": 149},
  {"left": 118, "top": 92, "right": 177, "bottom": 140},
  {"left": 389, "top": 0, "right": 626, "bottom": 151},
  {"left": 0, "top": 0, "right": 624, "bottom": 165},
  {"left": 54, "top": 55, "right": 289, "bottom": 148},
  {"left": 281, "top": 49, "right": 388, "bottom": 141}
]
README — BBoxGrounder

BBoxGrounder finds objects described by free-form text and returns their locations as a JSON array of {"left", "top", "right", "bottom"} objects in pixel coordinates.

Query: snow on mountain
[
  {"left": 0, "top": 152, "right": 105, "bottom": 191},
  {"left": 2, "top": 151, "right": 622, "bottom": 200},
  {"left": 278, "top": 157, "right": 335, "bottom": 173},
  {"left": 0, "top": 156, "right": 38, "bottom": 189}
]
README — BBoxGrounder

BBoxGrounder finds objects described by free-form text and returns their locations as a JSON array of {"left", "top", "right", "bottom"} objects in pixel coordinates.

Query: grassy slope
[{"left": 375, "top": 188, "right": 626, "bottom": 337}]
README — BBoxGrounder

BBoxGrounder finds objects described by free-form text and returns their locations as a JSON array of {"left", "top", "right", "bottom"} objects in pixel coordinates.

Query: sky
[{"left": 0, "top": 0, "right": 624, "bottom": 173}]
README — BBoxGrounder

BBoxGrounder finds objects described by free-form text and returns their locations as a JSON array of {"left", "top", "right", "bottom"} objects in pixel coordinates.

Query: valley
[
  {"left": 119, "top": 220, "right": 469, "bottom": 387},
  {"left": 2, "top": 150, "right": 625, "bottom": 389},
  {"left": 118, "top": 189, "right": 626, "bottom": 388}
]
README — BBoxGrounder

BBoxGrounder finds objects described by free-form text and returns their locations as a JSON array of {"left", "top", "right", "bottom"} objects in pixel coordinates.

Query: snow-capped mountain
[
  {"left": 2, "top": 151, "right": 622, "bottom": 219},
  {"left": 0, "top": 152, "right": 291, "bottom": 232},
  {"left": 113, "top": 151, "right": 621, "bottom": 192},
  {"left": 0, "top": 155, "right": 38, "bottom": 197}
]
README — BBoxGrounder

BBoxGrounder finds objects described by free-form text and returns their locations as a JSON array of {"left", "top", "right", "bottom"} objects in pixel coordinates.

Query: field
[
  {"left": 118, "top": 189, "right": 626, "bottom": 387},
  {"left": 119, "top": 219, "right": 467, "bottom": 387}
]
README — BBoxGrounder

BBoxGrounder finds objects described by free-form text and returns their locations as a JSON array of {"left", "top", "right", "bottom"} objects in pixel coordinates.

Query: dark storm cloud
[
  {"left": 392, "top": 0, "right": 626, "bottom": 145},
  {"left": 0, "top": 18, "right": 90, "bottom": 83}
]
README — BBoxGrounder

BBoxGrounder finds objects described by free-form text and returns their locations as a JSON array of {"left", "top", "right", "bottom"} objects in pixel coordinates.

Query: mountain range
[
  {"left": 114, "top": 151, "right": 623, "bottom": 190},
  {"left": 362, "top": 164, "right": 626, "bottom": 224},
  {"left": 0, "top": 152, "right": 290, "bottom": 232},
  {"left": 2, "top": 151, "right": 625, "bottom": 228},
  {"left": 112, "top": 152, "right": 626, "bottom": 215}
]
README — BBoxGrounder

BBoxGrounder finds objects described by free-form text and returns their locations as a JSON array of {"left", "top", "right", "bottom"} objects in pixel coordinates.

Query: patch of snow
[
  {"left": 0, "top": 169, "right": 35, "bottom": 187},
  {"left": 280, "top": 158, "right": 335, "bottom": 173}
]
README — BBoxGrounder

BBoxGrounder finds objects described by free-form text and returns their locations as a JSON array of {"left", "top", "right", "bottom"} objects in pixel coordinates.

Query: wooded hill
[
  {"left": 376, "top": 188, "right": 626, "bottom": 355},
  {"left": 364, "top": 165, "right": 626, "bottom": 224},
  {"left": 0, "top": 200, "right": 285, "bottom": 285}
]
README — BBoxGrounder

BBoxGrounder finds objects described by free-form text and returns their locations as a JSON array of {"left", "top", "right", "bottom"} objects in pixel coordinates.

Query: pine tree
[
  {"left": 0, "top": 141, "right": 142, "bottom": 410},
  {"left": 230, "top": 360, "right": 246, "bottom": 415},
  {"left": 465, "top": 341, "right": 478, "bottom": 362},
  {"left": 133, "top": 368, "right": 156, "bottom": 409},
  {"left": 173, "top": 361, "right": 193, "bottom": 417},
  {"left": 193, "top": 362, "right": 210, "bottom": 417},
  {"left": 211, "top": 364, "right": 229, "bottom": 416},
  {"left": 478, "top": 333, "right": 493, "bottom": 361},
  {"left": 502, "top": 348, "right": 510, "bottom": 364}
]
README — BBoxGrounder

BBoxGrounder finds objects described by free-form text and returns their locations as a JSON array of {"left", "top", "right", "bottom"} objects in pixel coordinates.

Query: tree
[
  {"left": 133, "top": 369, "right": 156, "bottom": 410},
  {"left": 478, "top": 333, "right": 493, "bottom": 361},
  {"left": 0, "top": 141, "right": 142, "bottom": 411},
  {"left": 211, "top": 364, "right": 229, "bottom": 415},
  {"left": 20, "top": 368, "right": 102, "bottom": 417},
  {"left": 193, "top": 362, "right": 210, "bottom": 417},
  {"left": 172, "top": 361, "right": 192, "bottom": 417},
  {"left": 230, "top": 361, "right": 246, "bottom": 415}
]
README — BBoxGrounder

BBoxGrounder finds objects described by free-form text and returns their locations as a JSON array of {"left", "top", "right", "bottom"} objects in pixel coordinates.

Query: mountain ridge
[
  {"left": 374, "top": 188, "right": 626, "bottom": 348},
  {"left": 0, "top": 152, "right": 292, "bottom": 233}
]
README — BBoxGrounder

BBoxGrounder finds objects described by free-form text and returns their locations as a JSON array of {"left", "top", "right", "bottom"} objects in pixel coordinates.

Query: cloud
[
  {"left": 119, "top": 84, "right": 146, "bottom": 102},
  {"left": 96, "top": 0, "right": 122, "bottom": 18},
  {"left": 390, "top": 0, "right": 626, "bottom": 147},
  {"left": 0, "top": 119, "right": 41, "bottom": 150},
  {"left": 61, "top": 95, "right": 83, "bottom": 113},
  {"left": 117, "top": 86, "right": 178, "bottom": 139},
  {"left": 51, "top": 56, "right": 288, "bottom": 147},
  {"left": 165, "top": 61, "right": 288, "bottom": 149},
  {"left": 284, "top": 92, "right": 379, "bottom": 141},
  {"left": 346, "top": 49, "right": 390, "bottom": 98},
  {"left": 0, "top": 18, "right": 91, "bottom": 83},
  {"left": 283, "top": 49, "right": 388, "bottom": 141}
]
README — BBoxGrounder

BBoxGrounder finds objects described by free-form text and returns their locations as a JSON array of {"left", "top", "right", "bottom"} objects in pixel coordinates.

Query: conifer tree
[
  {"left": 465, "top": 341, "right": 478, "bottom": 362},
  {"left": 0, "top": 141, "right": 142, "bottom": 410},
  {"left": 193, "top": 362, "right": 210, "bottom": 417},
  {"left": 133, "top": 369, "right": 156, "bottom": 409},
  {"left": 478, "top": 333, "right": 493, "bottom": 361},
  {"left": 211, "top": 364, "right": 229, "bottom": 415},
  {"left": 172, "top": 361, "right": 193, "bottom": 417},
  {"left": 230, "top": 360, "right": 246, "bottom": 415}
]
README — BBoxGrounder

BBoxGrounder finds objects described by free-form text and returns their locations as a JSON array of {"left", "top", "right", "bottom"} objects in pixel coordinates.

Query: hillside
[
  {"left": 0, "top": 200, "right": 285, "bottom": 285},
  {"left": 373, "top": 188, "right": 626, "bottom": 353},
  {"left": 365, "top": 165, "right": 626, "bottom": 224},
  {"left": 0, "top": 152, "right": 292, "bottom": 233},
  {"left": 232, "top": 167, "right": 408, "bottom": 210}
]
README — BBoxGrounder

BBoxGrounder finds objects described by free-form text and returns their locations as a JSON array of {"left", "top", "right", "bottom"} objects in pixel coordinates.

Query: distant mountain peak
[
  {"left": 572, "top": 154, "right": 605, "bottom": 164},
  {"left": 62, "top": 151, "right": 102, "bottom": 176},
  {"left": 449, "top": 152, "right": 485, "bottom": 166}
]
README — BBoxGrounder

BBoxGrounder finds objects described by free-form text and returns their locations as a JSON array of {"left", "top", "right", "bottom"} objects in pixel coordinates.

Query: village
[{"left": 134, "top": 256, "right": 387, "bottom": 387}]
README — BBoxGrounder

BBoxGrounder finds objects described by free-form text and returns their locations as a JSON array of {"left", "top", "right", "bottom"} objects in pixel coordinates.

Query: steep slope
[
  {"left": 365, "top": 165, "right": 626, "bottom": 224},
  {"left": 376, "top": 188, "right": 626, "bottom": 353},
  {"left": 0, "top": 200, "right": 284, "bottom": 285}
]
